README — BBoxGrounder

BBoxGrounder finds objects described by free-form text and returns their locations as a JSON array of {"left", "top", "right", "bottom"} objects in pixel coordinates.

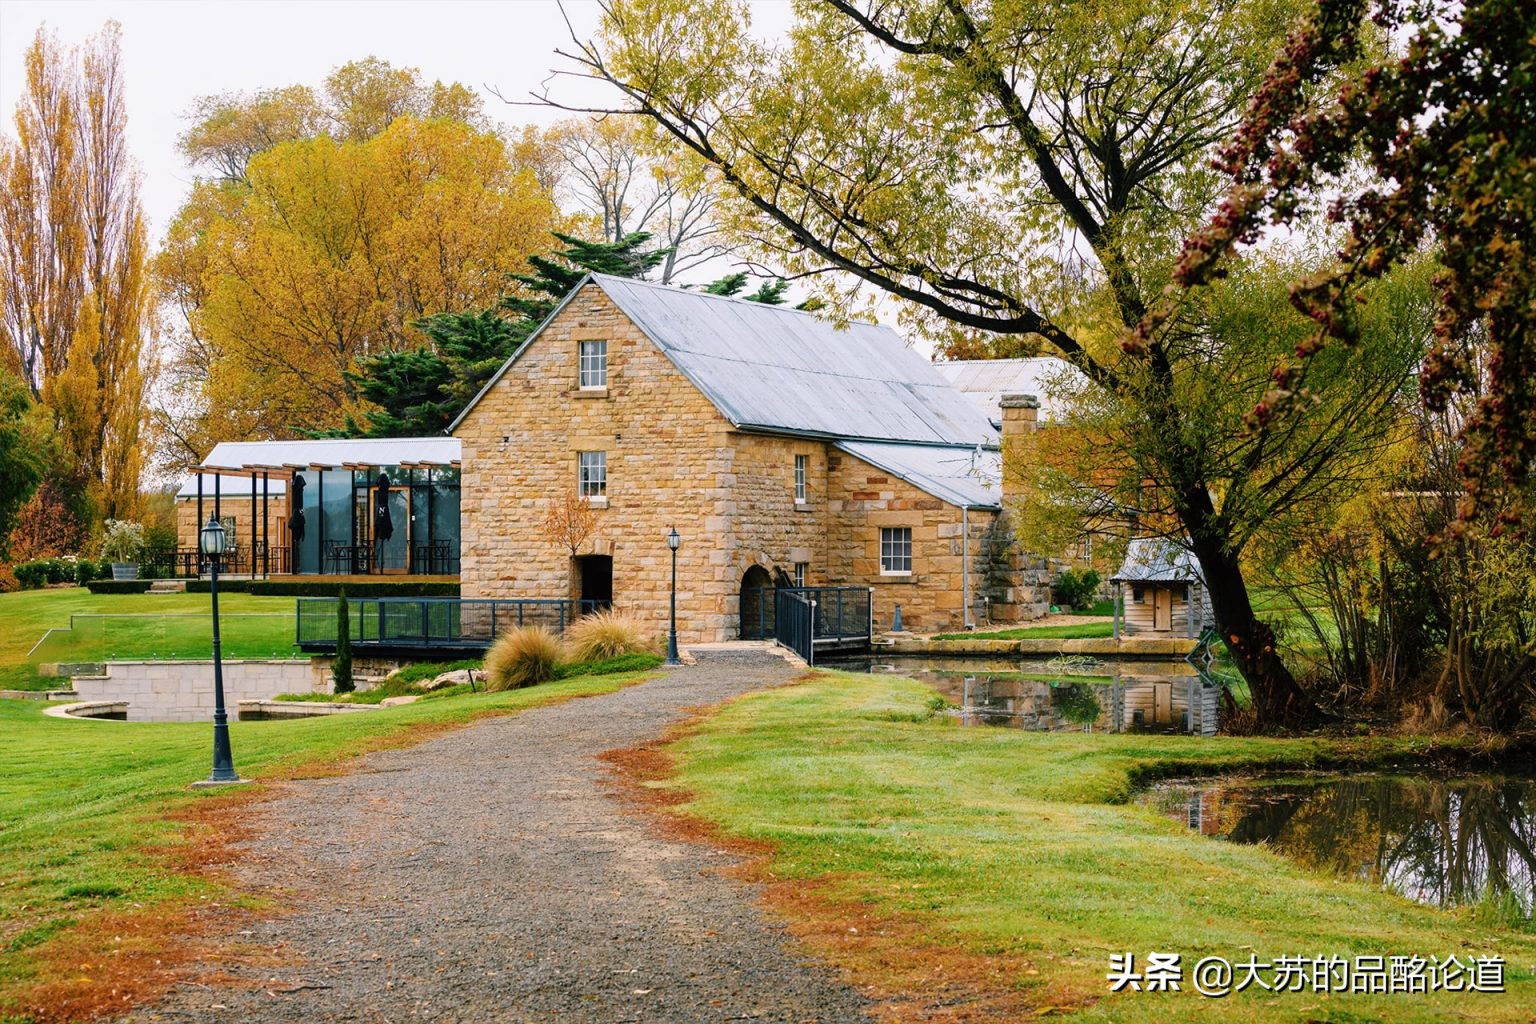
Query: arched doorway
[
  {"left": 576, "top": 554, "right": 613, "bottom": 610},
  {"left": 739, "top": 565, "right": 774, "bottom": 639}
]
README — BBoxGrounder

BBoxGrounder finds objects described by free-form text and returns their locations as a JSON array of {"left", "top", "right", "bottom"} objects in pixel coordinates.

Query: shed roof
[
  {"left": 453, "top": 275, "right": 999, "bottom": 447},
  {"left": 835, "top": 441, "right": 1001, "bottom": 510},
  {"left": 1110, "top": 538, "right": 1205, "bottom": 584},
  {"left": 934, "top": 357, "right": 1086, "bottom": 424},
  {"left": 196, "top": 437, "right": 461, "bottom": 475}
]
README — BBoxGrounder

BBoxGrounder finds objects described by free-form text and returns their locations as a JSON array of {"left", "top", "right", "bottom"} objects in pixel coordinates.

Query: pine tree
[{"left": 332, "top": 588, "right": 354, "bottom": 694}]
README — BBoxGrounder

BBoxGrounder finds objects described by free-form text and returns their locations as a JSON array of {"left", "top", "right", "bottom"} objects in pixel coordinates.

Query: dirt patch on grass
[{"left": 598, "top": 683, "right": 1100, "bottom": 1023}]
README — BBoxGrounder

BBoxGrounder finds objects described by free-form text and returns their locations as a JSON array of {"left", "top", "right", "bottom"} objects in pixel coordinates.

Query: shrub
[
  {"left": 74, "top": 559, "right": 99, "bottom": 585},
  {"left": 100, "top": 520, "right": 145, "bottom": 563},
  {"left": 13, "top": 557, "right": 78, "bottom": 589},
  {"left": 484, "top": 626, "right": 561, "bottom": 690},
  {"left": 0, "top": 564, "right": 18, "bottom": 593},
  {"left": 1051, "top": 567, "right": 1102, "bottom": 611},
  {"left": 564, "top": 609, "right": 652, "bottom": 662},
  {"left": 333, "top": 590, "right": 354, "bottom": 693}
]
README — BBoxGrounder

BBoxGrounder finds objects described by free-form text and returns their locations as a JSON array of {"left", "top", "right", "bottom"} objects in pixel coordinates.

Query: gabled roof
[
  {"left": 934, "top": 357, "right": 1086, "bottom": 425},
  {"left": 1110, "top": 538, "right": 1205, "bottom": 584},
  {"left": 835, "top": 441, "right": 1001, "bottom": 509},
  {"left": 452, "top": 274, "right": 999, "bottom": 447},
  {"left": 197, "top": 437, "right": 461, "bottom": 474}
]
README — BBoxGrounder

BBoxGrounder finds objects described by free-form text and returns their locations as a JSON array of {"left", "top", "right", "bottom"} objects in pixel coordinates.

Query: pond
[
  {"left": 822, "top": 655, "right": 1222, "bottom": 734},
  {"left": 1138, "top": 774, "right": 1536, "bottom": 915}
]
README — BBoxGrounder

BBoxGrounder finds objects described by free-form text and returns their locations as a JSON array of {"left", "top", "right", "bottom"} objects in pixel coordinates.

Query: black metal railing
[
  {"left": 774, "top": 589, "right": 817, "bottom": 665},
  {"left": 741, "top": 586, "right": 776, "bottom": 640},
  {"left": 771, "top": 587, "right": 873, "bottom": 664},
  {"left": 296, "top": 597, "right": 601, "bottom": 652}
]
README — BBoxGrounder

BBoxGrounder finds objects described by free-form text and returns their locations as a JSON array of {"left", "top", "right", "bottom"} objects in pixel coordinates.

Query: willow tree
[
  {"left": 0, "top": 22, "right": 151, "bottom": 522},
  {"left": 542, "top": 0, "right": 1427, "bottom": 727}
]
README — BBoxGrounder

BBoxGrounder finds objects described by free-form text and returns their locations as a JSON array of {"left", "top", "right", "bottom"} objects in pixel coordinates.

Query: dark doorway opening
[
  {"left": 576, "top": 554, "right": 613, "bottom": 609},
  {"left": 740, "top": 565, "right": 774, "bottom": 639}
]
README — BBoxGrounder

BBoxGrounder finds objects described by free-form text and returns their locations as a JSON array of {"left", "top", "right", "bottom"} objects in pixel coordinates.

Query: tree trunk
[
  {"left": 1174, "top": 479, "right": 1320, "bottom": 730},
  {"left": 1191, "top": 534, "right": 1318, "bottom": 728}
]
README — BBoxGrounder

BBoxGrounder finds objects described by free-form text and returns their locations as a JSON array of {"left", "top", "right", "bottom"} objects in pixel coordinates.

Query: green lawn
[
  {"left": 0, "top": 669, "right": 655, "bottom": 1017},
  {"left": 935, "top": 620, "right": 1117, "bottom": 641},
  {"left": 658, "top": 671, "right": 1535, "bottom": 1022},
  {"left": 0, "top": 588, "right": 297, "bottom": 690}
]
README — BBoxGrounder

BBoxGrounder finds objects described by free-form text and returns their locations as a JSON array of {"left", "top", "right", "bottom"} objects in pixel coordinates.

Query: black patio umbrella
[
  {"left": 373, "top": 472, "right": 394, "bottom": 542},
  {"left": 288, "top": 475, "right": 306, "bottom": 544}
]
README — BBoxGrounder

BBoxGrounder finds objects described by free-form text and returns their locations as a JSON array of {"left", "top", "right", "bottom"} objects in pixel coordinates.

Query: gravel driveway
[{"left": 120, "top": 650, "right": 869, "bottom": 1024}]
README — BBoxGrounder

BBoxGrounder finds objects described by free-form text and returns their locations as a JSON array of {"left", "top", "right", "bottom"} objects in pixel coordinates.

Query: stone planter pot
[{"left": 110, "top": 562, "right": 140, "bottom": 581}]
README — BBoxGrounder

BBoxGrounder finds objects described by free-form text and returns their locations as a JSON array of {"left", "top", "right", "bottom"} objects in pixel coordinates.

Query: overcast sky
[{"left": 0, "top": 1, "right": 791, "bottom": 246}]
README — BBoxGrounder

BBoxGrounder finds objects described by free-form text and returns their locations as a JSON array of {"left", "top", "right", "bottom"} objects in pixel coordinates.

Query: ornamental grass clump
[
  {"left": 564, "top": 609, "right": 652, "bottom": 663},
  {"left": 484, "top": 625, "right": 562, "bottom": 690}
]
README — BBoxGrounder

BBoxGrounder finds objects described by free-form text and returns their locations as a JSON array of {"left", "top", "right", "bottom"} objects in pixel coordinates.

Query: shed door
[{"left": 1153, "top": 588, "right": 1173, "bottom": 630}]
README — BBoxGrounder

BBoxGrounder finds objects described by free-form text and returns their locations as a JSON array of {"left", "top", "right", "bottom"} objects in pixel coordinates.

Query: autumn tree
[
  {"left": 180, "top": 57, "right": 488, "bottom": 184},
  {"left": 0, "top": 370, "right": 54, "bottom": 558},
  {"left": 1165, "top": 0, "right": 1535, "bottom": 527},
  {"left": 552, "top": 0, "right": 1380, "bottom": 726},
  {"left": 0, "top": 22, "right": 152, "bottom": 523},
  {"left": 154, "top": 116, "right": 558, "bottom": 454}
]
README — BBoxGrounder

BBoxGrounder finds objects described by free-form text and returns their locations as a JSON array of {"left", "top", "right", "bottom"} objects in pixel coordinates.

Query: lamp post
[
  {"left": 194, "top": 516, "right": 245, "bottom": 787},
  {"left": 665, "top": 527, "right": 681, "bottom": 665}
]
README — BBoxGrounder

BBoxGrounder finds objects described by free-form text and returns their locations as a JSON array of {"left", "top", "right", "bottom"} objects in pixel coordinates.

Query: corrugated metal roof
[
  {"left": 934, "top": 357, "right": 1086, "bottom": 424},
  {"left": 1110, "top": 538, "right": 1205, "bottom": 583},
  {"left": 835, "top": 441, "right": 1001, "bottom": 509},
  {"left": 454, "top": 274, "right": 999, "bottom": 446},
  {"left": 597, "top": 275, "right": 998, "bottom": 445},
  {"left": 176, "top": 475, "right": 289, "bottom": 499},
  {"left": 197, "top": 437, "right": 461, "bottom": 473}
]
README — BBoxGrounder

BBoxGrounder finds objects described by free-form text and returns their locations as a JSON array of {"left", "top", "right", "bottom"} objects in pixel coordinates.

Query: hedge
[
  {"left": 15, "top": 558, "right": 113, "bottom": 589},
  {"left": 84, "top": 580, "right": 155, "bottom": 595},
  {"left": 183, "top": 579, "right": 461, "bottom": 598}
]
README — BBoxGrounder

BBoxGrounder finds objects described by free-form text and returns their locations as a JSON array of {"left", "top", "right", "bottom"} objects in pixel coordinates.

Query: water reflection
[
  {"left": 1138, "top": 775, "right": 1536, "bottom": 914},
  {"left": 823, "top": 656, "right": 1221, "bottom": 734}
]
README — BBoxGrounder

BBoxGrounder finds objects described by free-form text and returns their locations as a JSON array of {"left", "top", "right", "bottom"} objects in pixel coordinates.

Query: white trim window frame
[
  {"left": 578, "top": 339, "right": 608, "bottom": 390},
  {"left": 880, "top": 526, "right": 912, "bottom": 575},
  {"left": 578, "top": 451, "right": 607, "bottom": 498},
  {"left": 794, "top": 562, "right": 807, "bottom": 587},
  {"left": 794, "top": 454, "right": 807, "bottom": 504}
]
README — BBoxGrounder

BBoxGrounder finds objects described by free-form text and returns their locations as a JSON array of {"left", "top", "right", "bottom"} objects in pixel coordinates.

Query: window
[
  {"left": 578, "top": 339, "right": 607, "bottom": 389},
  {"left": 794, "top": 454, "right": 807, "bottom": 503},
  {"left": 794, "top": 562, "right": 807, "bottom": 587},
  {"left": 578, "top": 451, "right": 607, "bottom": 498},
  {"left": 880, "top": 527, "right": 912, "bottom": 575}
]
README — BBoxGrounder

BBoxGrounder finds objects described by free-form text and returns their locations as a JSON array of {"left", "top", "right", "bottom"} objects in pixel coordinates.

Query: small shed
[{"left": 1110, "top": 539, "right": 1212, "bottom": 638}]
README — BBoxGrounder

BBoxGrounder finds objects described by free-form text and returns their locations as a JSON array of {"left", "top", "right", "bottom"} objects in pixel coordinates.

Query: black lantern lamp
[
  {"left": 665, "top": 527, "right": 681, "bottom": 665},
  {"left": 193, "top": 516, "right": 246, "bottom": 787}
]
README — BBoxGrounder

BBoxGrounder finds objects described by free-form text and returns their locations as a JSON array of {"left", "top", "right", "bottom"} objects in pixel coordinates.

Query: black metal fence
[
  {"left": 774, "top": 589, "right": 817, "bottom": 665},
  {"left": 770, "top": 587, "right": 873, "bottom": 665},
  {"left": 296, "top": 597, "right": 601, "bottom": 653}
]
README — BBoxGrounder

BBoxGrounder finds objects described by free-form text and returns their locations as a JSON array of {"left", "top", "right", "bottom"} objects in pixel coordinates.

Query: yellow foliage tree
[
  {"left": 158, "top": 116, "right": 558, "bottom": 446},
  {"left": 0, "top": 22, "right": 151, "bottom": 523}
]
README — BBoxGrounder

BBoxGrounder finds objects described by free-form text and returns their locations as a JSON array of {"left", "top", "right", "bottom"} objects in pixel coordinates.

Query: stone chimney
[{"left": 998, "top": 393, "right": 1039, "bottom": 506}]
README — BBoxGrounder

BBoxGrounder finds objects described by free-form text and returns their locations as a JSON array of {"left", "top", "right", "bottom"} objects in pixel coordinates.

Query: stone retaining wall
[{"left": 72, "top": 660, "right": 328, "bottom": 722}]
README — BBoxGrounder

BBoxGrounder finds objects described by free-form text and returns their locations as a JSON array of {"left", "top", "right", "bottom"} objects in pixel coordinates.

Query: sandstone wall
[
  {"left": 823, "top": 451, "right": 992, "bottom": 635},
  {"left": 456, "top": 285, "right": 741, "bottom": 643}
]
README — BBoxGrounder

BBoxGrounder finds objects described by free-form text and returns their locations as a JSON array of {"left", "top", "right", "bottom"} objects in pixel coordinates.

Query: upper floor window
[
  {"left": 578, "top": 451, "right": 607, "bottom": 498},
  {"left": 794, "top": 454, "right": 807, "bottom": 503},
  {"left": 579, "top": 339, "right": 608, "bottom": 389},
  {"left": 880, "top": 527, "right": 912, "bottom": 575}
]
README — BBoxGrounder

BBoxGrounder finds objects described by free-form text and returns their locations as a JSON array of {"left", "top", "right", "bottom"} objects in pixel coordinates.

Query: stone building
[{"left": 451, "top": 273, "right": 1046, "bottom": 642}]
